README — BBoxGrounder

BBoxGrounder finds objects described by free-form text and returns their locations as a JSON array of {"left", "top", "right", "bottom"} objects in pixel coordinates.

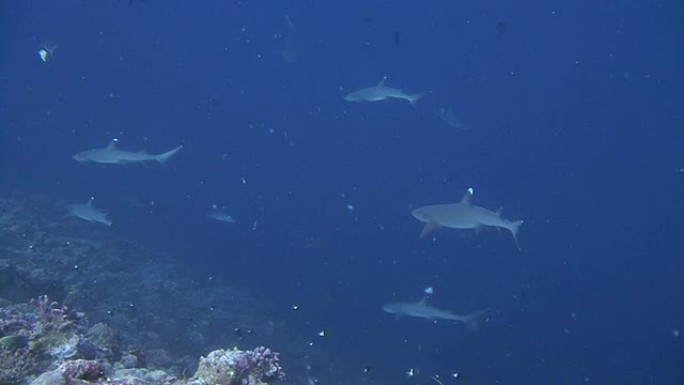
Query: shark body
[
  {"left": 343, "top": 78, "right": 424, "bottom": 106},
  {"left": 73, "top": 139, "right": 182, "bottom": 165},
  {"left": 382, "top": 298, "right": 486, "bottom": 329},
  {"left": 68, "top": 199, "right": 112, "bottom": 227},
  {"left": 206, "top": 210, "right": 236, "bottom": 224},
  {"left": 411, "top": 188, "right": 523, "bottom": 248}
]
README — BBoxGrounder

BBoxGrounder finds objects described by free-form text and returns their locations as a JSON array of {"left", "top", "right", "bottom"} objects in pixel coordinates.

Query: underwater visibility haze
[{"left": 1, "top": 1, "right": 683, "bottom": 384}]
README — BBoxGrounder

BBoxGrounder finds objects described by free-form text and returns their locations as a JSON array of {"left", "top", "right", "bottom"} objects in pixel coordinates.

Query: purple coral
[
  {"left": 30, "top": 295, "right": 82, "bottom": 330},
  {"left": 244, "top": 346, "right": 284, "bottom": 381},
  {"left": 193, "top": 346, "right": 284, "bottom": 385},
  {"left": 224, "top": 346, "right": 284, "bottom": 381},
  {"left": 58, "top": 359, "right": 105, "bottom": 381}
]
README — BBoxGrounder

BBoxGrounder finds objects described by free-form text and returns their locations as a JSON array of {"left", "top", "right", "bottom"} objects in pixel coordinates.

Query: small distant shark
[
  {"left": 382, "top": 297, "right": 487, "bottom": 330},
  {"left": 73, "top": 139, "right": 183, "bottom": 165},
  {"left": 343, "top": 77, "right": 424, "bottom": 106},
  {"left": 411, "top": 188, "right": 523, "bottom": 249},
  {"left": 206, "top": 209, "right": 236, "bottom": 224},
  {"left": 68, "top": 199, "right": 112, "bottom": 227}
]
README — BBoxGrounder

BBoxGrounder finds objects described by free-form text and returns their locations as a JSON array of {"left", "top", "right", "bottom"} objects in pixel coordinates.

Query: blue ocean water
[{"left": 1, "top": 0, "right": 683, "bottom": 384}]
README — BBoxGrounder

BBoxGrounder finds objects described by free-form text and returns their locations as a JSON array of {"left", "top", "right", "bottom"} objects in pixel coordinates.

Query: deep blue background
[{"left": 2, "top": 1, "right": 683, "bottom": 383}]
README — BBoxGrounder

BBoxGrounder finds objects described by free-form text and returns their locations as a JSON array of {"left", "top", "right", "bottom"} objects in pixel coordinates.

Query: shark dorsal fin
[
  {"left": 106, "top": 139, "right": 119, "bottom": 150},
  {"left": 460, "top": 187, "right": 474, "bottom": 205},
  {"left": 86, "top": 197, "right": 94, "bottom": 206},
  {"left": 418, "top": 296, "right": 429, "bottom": 305},
  {"left": 378, "top": 77, "right": 387, "bottom": 86}
]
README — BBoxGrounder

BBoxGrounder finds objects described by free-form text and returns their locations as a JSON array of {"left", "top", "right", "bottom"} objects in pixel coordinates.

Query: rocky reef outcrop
[{"left": 1, "top": 296, "right": 284, "bottom": 385}]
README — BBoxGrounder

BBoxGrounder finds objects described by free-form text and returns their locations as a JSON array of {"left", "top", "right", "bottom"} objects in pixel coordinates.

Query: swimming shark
[
  {"left": 382, "top": 297, "right": 487, "bottom": 330},
  {"left": 206, "top": 209, "right": 236, "bottom": 224},
  {"left": 411, "top": 188, "right": 523, "bottom": 249},
  {"left": 343, "top": 77, "right": 424, "bottom": 106},
  {"left": 68, "top": 199, "right": 112, "bottom": 227},
  {"left": 73, "top": 139, "right": 183, "bottom": 165}
]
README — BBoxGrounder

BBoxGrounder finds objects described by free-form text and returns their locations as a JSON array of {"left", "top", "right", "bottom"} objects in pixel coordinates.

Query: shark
[
  {"left": 382, "top": 297, "right": 487, "bottom": 330},
  {"left": 73, "top": 139, "right": 183, "bottom": 165},
  {"left": 206, "top": 209, "right": 236, "bottom": 224},
  {"left": 411, "top": 188, "right": 523, "bottom": 249},
  {"left": 343, "top": 77, "right": 424, "bottom": 106},
  {"left": 68, "top": 199, "right": 112, "bottom": 227}
]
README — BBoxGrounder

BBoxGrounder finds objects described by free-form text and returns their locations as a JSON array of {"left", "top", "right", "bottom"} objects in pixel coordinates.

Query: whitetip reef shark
[
  {"left": 343, "top": 77, "right": 424, "bottom": 106},
  {"left": 73, "top": 139, "right": 183, "bottom": 165},
  {"left": 411, "top": 188, "right": 523, "bottom": 249},
  {"left": 68, "top": 199, "right": 112, "bottom": 227},
  {"left": 382, "top": 297, "right": 487, "bottom": 330}
]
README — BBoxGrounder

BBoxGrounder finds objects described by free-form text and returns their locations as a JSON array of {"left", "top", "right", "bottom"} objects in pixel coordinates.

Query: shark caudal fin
[
  {"left": 408, "top": 92, "right": 425, "bottom": 107},
  {"left": 461, "top": 309, "right": 488, "bottom": 331},
  {"left": 509, "top": 220, "right": 524, "bottom": 250},
  {"left": 155, "top": 145, "right": 183, "bottom": 164}
]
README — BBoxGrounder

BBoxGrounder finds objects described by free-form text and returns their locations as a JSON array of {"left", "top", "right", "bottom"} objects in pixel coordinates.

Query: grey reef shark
[
  {"left": 73, "top": 139, "right": 183, "bottom": 165},
  {"left": 411, "top": 188, "right": 523, "bottom": 249}
]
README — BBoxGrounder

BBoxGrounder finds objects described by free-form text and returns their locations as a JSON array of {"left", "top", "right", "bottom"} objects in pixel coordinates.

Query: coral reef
[
  {"left": 0, "top": 297, "right": 284, "bottom": 385},
  {"left": 0, "top": 194, "right": 343, "bottom": 385},
  {"left": 190, "top": 346, "right": 284, "bottom": 385}
]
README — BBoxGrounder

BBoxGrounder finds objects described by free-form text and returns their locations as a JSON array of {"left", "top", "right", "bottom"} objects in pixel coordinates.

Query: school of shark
[{"left": 52, "top": 26, "right": 525, "bottom": 337}]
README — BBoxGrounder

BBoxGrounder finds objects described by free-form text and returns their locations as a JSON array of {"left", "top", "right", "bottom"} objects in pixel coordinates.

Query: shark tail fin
[
  {"left": 509, "top": 220, "right": 524, "bottom": 250},
  {"left": 409, "top": 92, "right": 425, "bottom": 107},
  {"left": 461, "top": 309, "right": 488, "bottom": 332},
  {"left": 156, "top": 145, "right": 183, "bottom": 164}
]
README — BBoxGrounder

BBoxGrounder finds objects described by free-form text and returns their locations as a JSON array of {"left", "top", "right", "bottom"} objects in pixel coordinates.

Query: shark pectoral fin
[
  {"left": 419, "top": 221, "right": 441, "bottom": 238},
  {"left": 460, "top": 188, "right": 474, "bottom": 205},
  {"left": 474, "top": 225, "right": 485, "bottom": 235}
]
